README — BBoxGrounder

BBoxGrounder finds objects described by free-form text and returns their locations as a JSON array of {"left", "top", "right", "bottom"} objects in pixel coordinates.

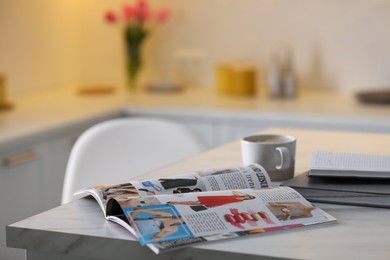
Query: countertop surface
[
  {"left": 1, "top": 85, "right": 390, "bottom": 150},
  {"left": 7, "top": 128, "right": 390, "bottom": 260}
]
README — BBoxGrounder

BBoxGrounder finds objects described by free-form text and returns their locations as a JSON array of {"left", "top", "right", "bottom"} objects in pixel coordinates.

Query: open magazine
[{"left": 76, "top": 164, "right": 337, "bottom": 254}]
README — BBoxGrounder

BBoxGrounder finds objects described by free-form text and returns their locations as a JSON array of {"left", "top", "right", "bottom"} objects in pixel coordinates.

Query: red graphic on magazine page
[
  {"left": 258, "top": 211, "right": 274, "bottom": 224},
  {"left": 224, "top": 208, "right": 274, "bottom": 229},
  {"left": 168, "top": 191, "right": 255, "bottom": 210}
]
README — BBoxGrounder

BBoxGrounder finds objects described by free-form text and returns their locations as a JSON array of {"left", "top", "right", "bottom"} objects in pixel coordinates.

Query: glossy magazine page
[
  {"left": 75, "top": 164, "right": 271, "bottom": 217},
  {"left": 75, "top": 164, "right": 336, "bottom": 254},
  {"left": 121, "top": 187, "right": 336, "bottom": 253}
]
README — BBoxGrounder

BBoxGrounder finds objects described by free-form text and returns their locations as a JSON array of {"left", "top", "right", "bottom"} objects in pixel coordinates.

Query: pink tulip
[
  {"left": 156, "top": 8, "right": 170, "bottom": 24},
  {"left": 135, "top": 0, "right": 150, "bottom": 23},
  {"left": 136, "top": 0, "right": 147, "bottom": 9},
  {"left": 104, "top": 0, "right": 170, "bottom": 27},
  {"left": 139, "top": 8, "right": 151, "bottom": 23},
  {"left": 123, "top": 5, "right": 136, "bottom": 22},
  {"left": 104, "top": 10, "right": 117, "bottom": 24}
]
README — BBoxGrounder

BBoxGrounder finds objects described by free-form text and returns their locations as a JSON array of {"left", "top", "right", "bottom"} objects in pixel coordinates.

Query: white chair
[{"left": 61, "top": 117, "right": 206, "bottom": 204}]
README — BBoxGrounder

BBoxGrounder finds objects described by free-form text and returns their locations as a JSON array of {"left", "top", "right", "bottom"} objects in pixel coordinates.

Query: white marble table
[{"left": 7, "top": 128, "right": 390, "bottom": 260}]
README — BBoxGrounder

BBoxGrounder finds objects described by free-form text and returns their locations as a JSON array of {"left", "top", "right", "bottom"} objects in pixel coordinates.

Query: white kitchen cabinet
[
  {"left": 125, "top": 110, "right": 219, "bottom": 148},
  {"left": 43, "top": 135, "right": 78, "bottom": 209},
  {"left": 0, "top": 145, "right": 49, "bottom": 260},
  {"left": 124, "top": 109, "right": 390, "bottom": 150},
  {"left": 183, "top": 121, "right": 217, "bottom": 148},
  {"left": 216, "top": 123, "right": 266, "bottom": 145}
]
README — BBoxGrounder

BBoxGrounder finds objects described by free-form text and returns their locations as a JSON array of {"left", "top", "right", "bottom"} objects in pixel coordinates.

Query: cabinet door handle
[{"left": 3, "top": 150, "right": 39, "bottom": 167}]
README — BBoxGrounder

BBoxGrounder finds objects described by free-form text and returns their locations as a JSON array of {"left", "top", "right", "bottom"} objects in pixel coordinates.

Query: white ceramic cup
[{"left": 241, "top": 134, "right": 296, "bottom": 181}]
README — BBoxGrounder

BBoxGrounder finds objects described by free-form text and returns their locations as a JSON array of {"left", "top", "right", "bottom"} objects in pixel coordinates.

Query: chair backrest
[{"left": 61, "top": 117, "right": 206, "bottom": 204}]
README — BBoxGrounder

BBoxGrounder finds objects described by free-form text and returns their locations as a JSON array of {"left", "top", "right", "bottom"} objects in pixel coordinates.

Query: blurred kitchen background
[
  {"left": 1, "top": 0, "right": 390, "bottom": 96},
  {"left": 1, "top": 1, "right": 390, "bottom": 259}
]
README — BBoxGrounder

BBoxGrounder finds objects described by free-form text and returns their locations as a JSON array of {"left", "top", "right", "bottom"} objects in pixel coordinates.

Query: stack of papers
[
  {"left": 282, "top": 151, "right": 390, "bottom": 208},
  {"left": 309, "top": 151, "right": 390, "bottom": 179}
]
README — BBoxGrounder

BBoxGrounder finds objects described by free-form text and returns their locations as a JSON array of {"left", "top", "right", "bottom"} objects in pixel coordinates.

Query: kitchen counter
[
  {"left": 1, "top": 84, "right": 390, "bottom": 151},
  {"left": 7, "top": 128, "right": 390, "bottom": 260}
]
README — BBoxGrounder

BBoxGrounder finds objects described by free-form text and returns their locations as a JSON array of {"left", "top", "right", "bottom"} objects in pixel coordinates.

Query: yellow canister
[
  {"left": 216, "top": 63, "right": 234, "bottom": 94},
  {"left": 231, "top": 63, "right": 256, "bottom": 96}
]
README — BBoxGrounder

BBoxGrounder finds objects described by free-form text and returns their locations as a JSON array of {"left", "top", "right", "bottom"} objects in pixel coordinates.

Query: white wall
[
  {"left": 0, "top": 0, "right": 81, "bottom": 96},
  {"left": 1, "top": 0, "right": 390, "bottom": 96}
]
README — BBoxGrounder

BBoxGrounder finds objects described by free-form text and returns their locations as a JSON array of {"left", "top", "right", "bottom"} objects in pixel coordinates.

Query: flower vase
[{"left": 124, "top": 25, "right": 147, "bottom": 90}]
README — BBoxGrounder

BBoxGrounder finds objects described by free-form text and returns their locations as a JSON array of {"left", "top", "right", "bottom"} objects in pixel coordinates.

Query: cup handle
[{"left": 275, "top": 147, "right": 291, "bottom": 170}]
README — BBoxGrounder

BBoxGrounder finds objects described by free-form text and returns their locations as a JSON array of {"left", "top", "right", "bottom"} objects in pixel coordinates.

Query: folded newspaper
[{"left": 76, "top": 164, "right": 337, "bottom": 254}]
